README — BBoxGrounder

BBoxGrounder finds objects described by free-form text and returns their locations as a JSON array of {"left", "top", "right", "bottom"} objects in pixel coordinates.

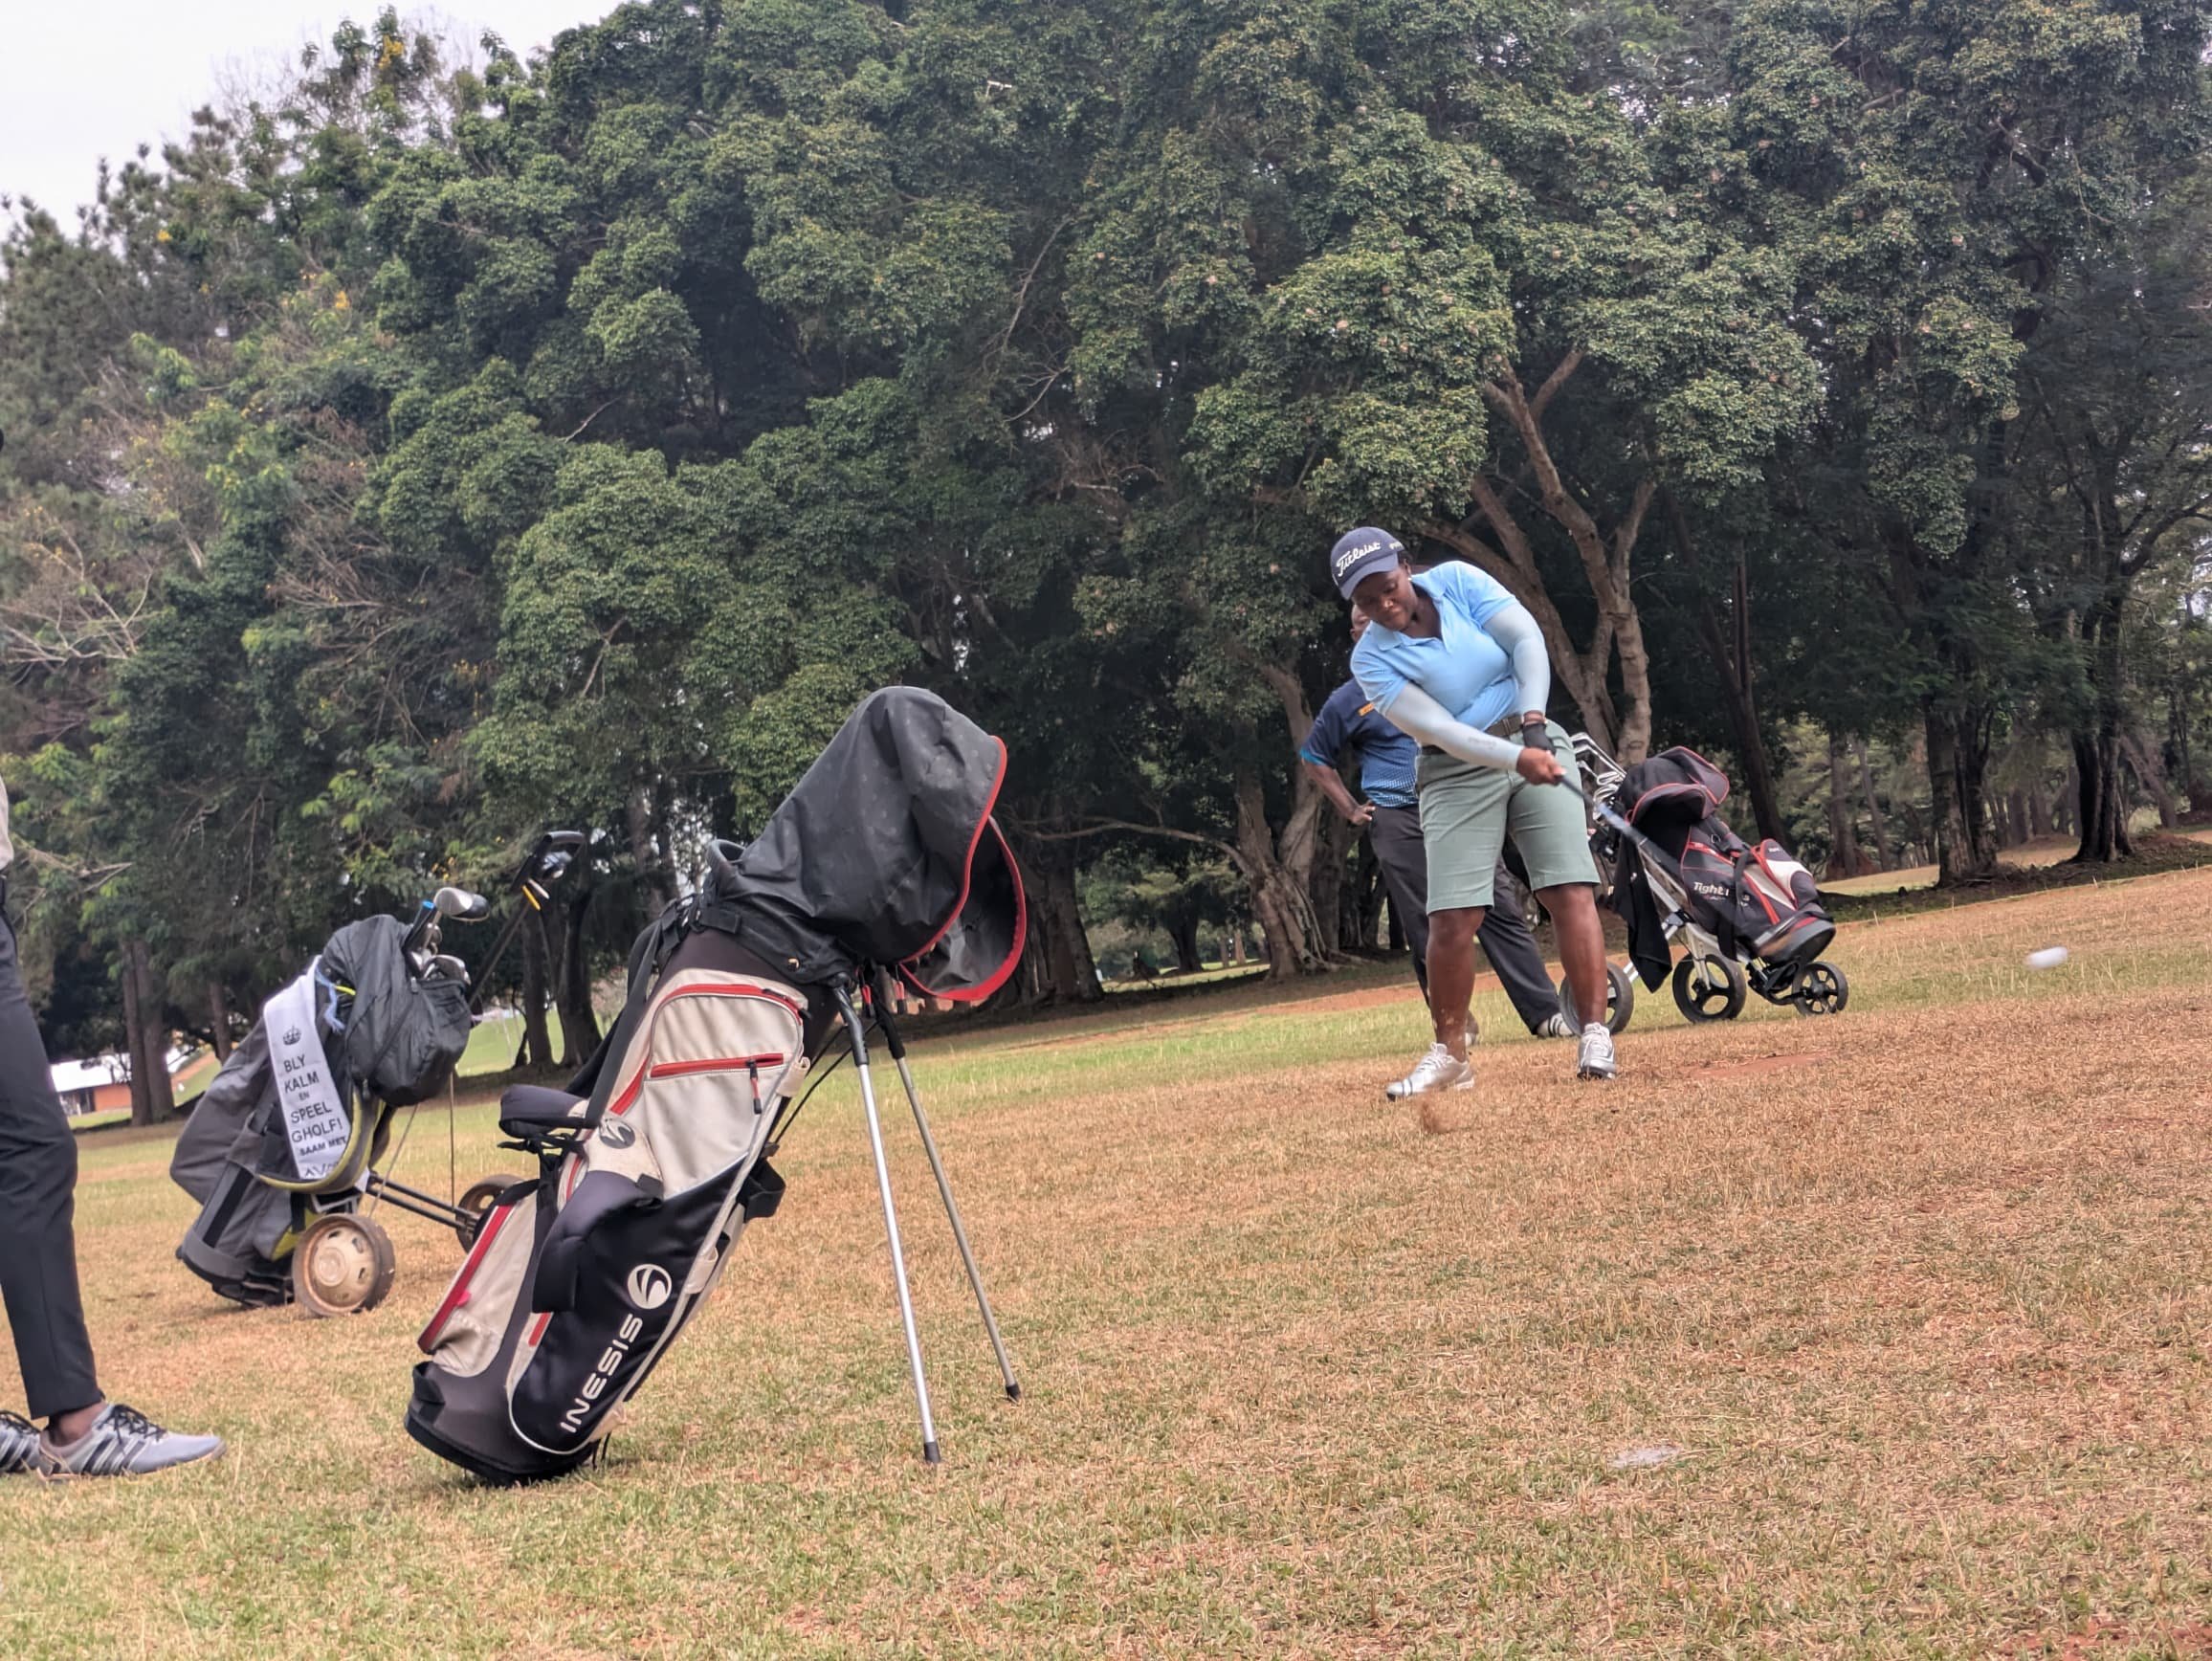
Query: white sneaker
[
  {"left": 1538, "top": 1013, "right": 1575, "bottom": 1039},
  {"left": 1576, "top": 1023, "right": 1617, "bottom": 1080},
  {"left": 1385, "top": 1043, "right": 1475, "bottom": 1101}
]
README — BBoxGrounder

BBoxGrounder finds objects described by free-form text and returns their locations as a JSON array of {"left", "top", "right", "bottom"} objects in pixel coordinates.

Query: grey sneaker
[
  {"left": 39, "top": 1404, "right": 224, "bottom": 1477},
  {"left": 1, "top": 1411, "right": 41, "bottom": 1474},
  {"left": 1577, "top": 1023, "right": 1617, "bottom": 1080},
  {"left": 1385, "top": 1042, "right": 1475, "bottom": 1101},
  {"left": 1538, "top": 1012, "right": 1575, "bottom": 1039}
]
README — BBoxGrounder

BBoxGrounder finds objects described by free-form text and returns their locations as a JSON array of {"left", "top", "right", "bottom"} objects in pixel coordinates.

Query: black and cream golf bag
[{"left": 407, "top": 687, "right": 1026, "bottom": 1482}]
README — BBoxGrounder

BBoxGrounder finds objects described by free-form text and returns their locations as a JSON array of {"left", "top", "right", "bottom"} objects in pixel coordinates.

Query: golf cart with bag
[
  {"left": 407, "top": 686, "right": 1025, "bottom": 1484},
  {"left": 170, "top": 831, "right": 586, "bottom": 1316},
  {"left": 1572, "top": 737, "right": 1848, "bottom": 1021}
]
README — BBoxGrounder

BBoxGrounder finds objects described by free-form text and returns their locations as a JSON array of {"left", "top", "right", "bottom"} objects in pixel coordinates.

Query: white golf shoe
[
  {"left": 1576, "top": 1023, "right": 1618, "bottom": 1080},
  {"left": 1385, "top": 1043, "right": 1475, "bottom": 1101}
]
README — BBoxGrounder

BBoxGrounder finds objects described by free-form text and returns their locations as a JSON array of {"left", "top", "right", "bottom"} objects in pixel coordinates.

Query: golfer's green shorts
[{"left": 1416, "top": 719, "right": 1601, "bottom": 911}]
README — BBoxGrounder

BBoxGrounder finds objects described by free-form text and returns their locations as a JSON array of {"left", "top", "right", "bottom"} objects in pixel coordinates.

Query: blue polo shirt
[
  {"left": 1350, "top": 561, "right": 1521, "bottom": 733},
  {"left": 1300, "top": 679, "right": 1419, "bottom": 809}
]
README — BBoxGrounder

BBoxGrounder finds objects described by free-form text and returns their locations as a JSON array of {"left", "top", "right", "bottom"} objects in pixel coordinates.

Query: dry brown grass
[{"left": 4, "top": 869, "right": 2210, "bottom": 1657}]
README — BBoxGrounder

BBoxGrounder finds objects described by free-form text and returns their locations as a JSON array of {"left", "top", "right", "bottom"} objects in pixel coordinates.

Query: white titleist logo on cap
[{"left": 1333, "top": 536, "right": 1396, "bottom": 583}]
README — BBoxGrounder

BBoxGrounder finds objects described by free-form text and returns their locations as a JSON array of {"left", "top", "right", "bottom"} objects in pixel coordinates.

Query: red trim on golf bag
[
  {"left": 905, "top": 737, "right": 1007, "bottom": 963},
  {"left": 418, "top": 1201, "right": 516, "bottom": 1353},
  {"left": 646, "top": 1054, "right": 786, "bottom": 1081},
  {"left": 898, "top": 819, "right": 1028, "bottom": 1006}
]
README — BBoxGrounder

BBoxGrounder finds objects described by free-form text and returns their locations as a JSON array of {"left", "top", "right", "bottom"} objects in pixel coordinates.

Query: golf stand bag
[
  {"left": 170, "top": 833, "right": 585, "bottom": 1315},
  {"left": 1575, "top": 739, "right": 1849, "bottom": 1022},
  {"left": 407, "top": 687, "right": 1026, "bottom": 1482}
]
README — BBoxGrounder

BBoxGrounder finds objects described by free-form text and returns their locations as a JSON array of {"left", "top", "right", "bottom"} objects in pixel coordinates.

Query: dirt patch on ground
[{"left": 1689, "top": 1050, "right": 1825, "bottom": 1080}]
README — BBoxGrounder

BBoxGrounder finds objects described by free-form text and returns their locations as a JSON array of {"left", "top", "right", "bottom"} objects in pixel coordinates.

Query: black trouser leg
[
  {"left": 1476, "top": 865, "right": 1567, "bottom": 1033},
  {"left": 0, "top": 914, "right": 102, "bottom": 1421},
  {"left": 1365, "top": 806, "right": 1431, "bottom": 997}
]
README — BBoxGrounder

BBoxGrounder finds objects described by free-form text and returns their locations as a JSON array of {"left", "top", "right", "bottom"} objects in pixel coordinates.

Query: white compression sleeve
[
  {"left": 1377, "top": 683, "right": 1525, "bottom": 771},
  {"left": 1485, "top": 602, "right": 1550, "bottom": 721}
]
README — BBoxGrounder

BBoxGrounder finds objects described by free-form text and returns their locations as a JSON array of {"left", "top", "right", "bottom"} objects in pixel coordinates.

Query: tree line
[{"left": 4, "top": 0, "right": 2208, "bottom": 1114}]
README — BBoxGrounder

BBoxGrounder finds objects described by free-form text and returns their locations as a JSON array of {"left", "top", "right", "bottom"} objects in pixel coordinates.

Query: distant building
[{"left": 50, "top": 1046, "right": 200, "bottom": 1118}]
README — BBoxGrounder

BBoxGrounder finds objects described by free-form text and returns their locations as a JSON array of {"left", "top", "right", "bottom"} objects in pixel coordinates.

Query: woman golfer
[{"left": 1332, "top": 527, "right": 1618, "bottom": 1096}]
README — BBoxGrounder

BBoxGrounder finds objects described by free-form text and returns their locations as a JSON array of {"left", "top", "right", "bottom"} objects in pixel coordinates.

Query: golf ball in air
[{"left": 2025, "top": 945, "right": 2069, "bottom": 970}]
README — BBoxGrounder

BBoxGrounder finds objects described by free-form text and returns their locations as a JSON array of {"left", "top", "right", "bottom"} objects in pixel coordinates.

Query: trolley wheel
[
  {"left": 1793, "top": 961, "right": 1849, "bottom": 1017},
  {"left": 293, "top": 1212, "right": 397, "bottom": 1318},
  {"left": 1557, "top": 961, "right": 1636, "bottom": 1035},
  {"left": 455, "top": 1173, "right": 525, "bottom": 1249},
  {"left": 1671, "top": 953, "right": 1748, "bottom": 1023}
]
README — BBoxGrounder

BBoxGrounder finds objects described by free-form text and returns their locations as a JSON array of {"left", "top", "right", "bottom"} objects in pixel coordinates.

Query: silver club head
[{"left": 432, "top": 885, "right": 491, "bottom": 921}]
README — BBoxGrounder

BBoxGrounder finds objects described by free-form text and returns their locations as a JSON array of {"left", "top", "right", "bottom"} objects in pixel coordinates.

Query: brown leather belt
[{"left": 1423, "top": 714, "right": 1524, "bottom": 756}]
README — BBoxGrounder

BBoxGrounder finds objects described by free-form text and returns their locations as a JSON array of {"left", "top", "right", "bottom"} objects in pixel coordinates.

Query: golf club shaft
[{"left": 1548, "top": 771, "right": 1663, "bottom": 862}]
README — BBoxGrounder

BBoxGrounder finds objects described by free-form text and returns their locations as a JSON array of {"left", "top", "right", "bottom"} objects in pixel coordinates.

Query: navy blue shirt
[{"left": 1300, "top": 678, "right": 1420, "bottom": 809}]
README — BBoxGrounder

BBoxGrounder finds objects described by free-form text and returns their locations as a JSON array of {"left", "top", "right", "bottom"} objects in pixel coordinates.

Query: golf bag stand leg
[
  {"left": 832, "top": 981, "right": 941, "bottom": 1465},
  {"left": 872, "top": 973, "right": 1020, "bottom": 1401}
]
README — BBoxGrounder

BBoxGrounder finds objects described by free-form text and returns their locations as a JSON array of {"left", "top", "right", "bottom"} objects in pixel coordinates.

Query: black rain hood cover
[
  {"left": 1622, "top": 747, "right": 1731, "bottom": 832},
  {"left": 714, "top": 686, "right": 1026, "bottom": 1001}
]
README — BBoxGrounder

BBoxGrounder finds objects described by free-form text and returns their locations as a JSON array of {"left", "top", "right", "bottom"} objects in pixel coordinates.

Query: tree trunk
[
  {"left": 1926, "top": 704, "right": 2001, "bottom": 883},
  {"left": 2071, "top": 729, "right": 2135, "bottom": 863},
  {"left": 1671, "top": 492, "right": 1788, "bottom": 840},
  {"left": 1852, "top": 741, "right": 1893, "bottom": 870},
  {"left": 2122, "top": 728, "right": 2179, "bottom": 829},
  {"left": 552, "top": 885, "right": 600, "bottom": 1068},
  {"left": 1825, "top": 732, "right": 1867, "bottom": 877},
  {"left": 519, "top": 912, "right": 556, "bottom": 1072},
  {"left": 1041, "top": 851, "right": 1102, "bottom": 1003},
  {"left": 1169, "top": 916, "right": 1202, "bottom": 974},
  {"left": 1231, "top": 760, "right": 1328, "bottom": 979},
  {"left": 207, "top": 983, "right": 232, "bottom": 1062},
  {"left": 122, "top": 938, "right": 175, "bottom": 1126},
  {"left": 2028, "top": 784, "right": 2052, "bottom": 840},
  {"left": 627, "top": 783, "right": 675, "bottom": 917},
  {"left": 2071, "top": 594, "right": 2137, "bottom": 863},
  {"left": 121, "top": 942, "right": 151, "bottom": 1127},
  {"left": 1308, "top": 808, "right": 1350, "bottom": 961},
  {"left": 2003, "top": 790, "right": 2030, "bottom": 849}
]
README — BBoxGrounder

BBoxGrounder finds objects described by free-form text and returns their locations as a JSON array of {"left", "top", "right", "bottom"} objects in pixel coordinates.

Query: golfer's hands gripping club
[{"left": 1515, "top": 745, "right": 1566, "bottom": 786}]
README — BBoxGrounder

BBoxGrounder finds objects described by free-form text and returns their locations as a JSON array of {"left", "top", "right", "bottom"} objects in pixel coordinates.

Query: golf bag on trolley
[
  {"left": 170, "top": 915, "right": 474, "bottom": 1310},
  {"left": 1580, "top": 741, "right": 1849, "bottom": 1021},
  {"left": 407, "top": 686, "right": 1027, "bottom": 1484},
  {"left": 171, "top": 834, "right": 586, "bottom": 1315}
]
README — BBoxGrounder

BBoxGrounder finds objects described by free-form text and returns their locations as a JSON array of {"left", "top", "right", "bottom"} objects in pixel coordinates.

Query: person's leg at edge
[
  {"left": 0, "top": 911, "right": 224, "bottom": 1473},
  {"left": 1505, "top": 720, "right": 1615, "bottom": 1078},
  {"left": 1537, "top": 882, "right": 1607, "bottom": 1037},
  {"left": 1365, "top": 805, "right": 1432, "bottom": 1001},
  {"left": 1426, "top": 906, "right": 1484, "bottom": 1056},
  {"left": 1475, "top": 867, "right": 1568, "bottom": 1034},
  {"left": 0, "top": 913, "right": 104, "bottom": 1436},
  {"left": 1384, "top": 753, "right": 1508, "bottom": 1099}
]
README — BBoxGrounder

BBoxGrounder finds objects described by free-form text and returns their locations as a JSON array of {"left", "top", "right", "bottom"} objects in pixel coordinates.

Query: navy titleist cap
[{"left": 1329, "top": 527, "right": 1405, "bottom": 598}]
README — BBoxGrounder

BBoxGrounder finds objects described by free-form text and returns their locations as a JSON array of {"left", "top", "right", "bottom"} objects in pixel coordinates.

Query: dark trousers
[
  {"left": 1367, "top": 804, "right": 1563, "bottom": 1033},
  {"left": 0, "top": 910, "right": 101, "bottom": 1420}
]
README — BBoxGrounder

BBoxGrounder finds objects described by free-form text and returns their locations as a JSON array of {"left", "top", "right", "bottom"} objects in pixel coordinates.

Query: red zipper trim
[
  {"left": 526, "top": 1311, "right": 552, "bottom": 1347},
  {"left": 418, "top": 1201, "right": 514, "bottom": 1353},
  {"left": 605, "top": 986, "right": 804, "bottom": 1117},
  {"left": 646, "top": 1053, "right": 785, "bottom": 1080}
]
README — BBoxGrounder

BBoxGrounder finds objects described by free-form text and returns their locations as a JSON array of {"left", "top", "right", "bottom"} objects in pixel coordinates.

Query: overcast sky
[{"left": 4, "top": 3, "right": 609, "bottom": 227}]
